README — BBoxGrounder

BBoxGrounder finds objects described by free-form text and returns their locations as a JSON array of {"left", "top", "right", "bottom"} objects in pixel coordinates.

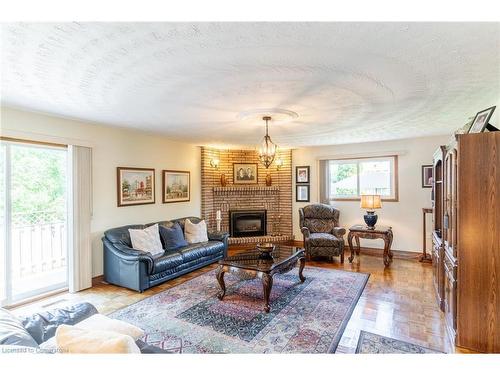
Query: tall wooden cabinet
[{"left": 432, "top": 132, "right": 500, "bottom": 353}]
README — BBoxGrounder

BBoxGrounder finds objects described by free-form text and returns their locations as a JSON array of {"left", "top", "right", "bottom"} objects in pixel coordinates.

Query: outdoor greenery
[{"left": 2, "top": 144, "right": 67, "bottom": 224}]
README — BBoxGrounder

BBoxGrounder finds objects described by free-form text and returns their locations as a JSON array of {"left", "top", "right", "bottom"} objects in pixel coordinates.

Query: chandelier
[{"left": 258, "top": 116, "right": 278, "bottom": 169}]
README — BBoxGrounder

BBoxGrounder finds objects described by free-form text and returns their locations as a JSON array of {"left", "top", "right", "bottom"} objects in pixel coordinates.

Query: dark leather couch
[
  {"left": 103, "top": 217, "right": 228, "bottom": 292},
  {"left": 0, "top": 302, "right": 166, "bottom": 353}
]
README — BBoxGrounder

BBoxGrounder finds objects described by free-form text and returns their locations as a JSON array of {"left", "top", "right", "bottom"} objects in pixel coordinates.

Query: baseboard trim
[
  {"left": 291, "top": 240, "right": 419, "bottom": 261},
  {"left": 92, "top": 275, "right": 104, "bottom": 285}
]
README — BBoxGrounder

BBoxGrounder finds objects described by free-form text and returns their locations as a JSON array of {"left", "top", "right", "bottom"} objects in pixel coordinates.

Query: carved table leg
[
  {"left": 262, "top": 273, "right": 273, "bottom": 313},
  {"left": 216, "top": 265, "right": 226, "bottom": 300},
  {"left": 388, "top": 230, "right": 394, "bottom": 260},
  {"left": 298, "top": 257, "right": 306, "bottom": 283},
  {"left": 354, "top": 236, "right": 361, "bottom": 255},
  {"left": 348, "top": 232, "right": 355, "bottom": 263},
  {"left": 383, "top": 233, "right": 393, "bottom": 267}
]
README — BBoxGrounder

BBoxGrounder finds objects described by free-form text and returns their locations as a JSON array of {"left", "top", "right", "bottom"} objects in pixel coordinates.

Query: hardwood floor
[{"left": 11, "top": 248, "right": 469, "bottom": 353}]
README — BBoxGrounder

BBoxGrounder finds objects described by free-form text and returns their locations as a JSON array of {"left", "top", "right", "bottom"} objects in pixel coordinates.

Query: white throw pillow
[
  {"left": 129, "top": 224, "right": 164, "bottom": 257},
  {"left": 184, "top": 219, "right": 209, "bottom": 244},
  {"left": 55, "top": 324, "right": 140, "bottom": 354},
  {"left": 40, "top": 314, "right": 144, "bottom": 351}
]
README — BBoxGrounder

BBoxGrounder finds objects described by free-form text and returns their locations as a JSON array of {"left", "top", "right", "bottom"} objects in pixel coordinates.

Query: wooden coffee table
[
  {"left": 216, "top": 245, "right": 305, "bottom": 313},
  {"left": 348, "top": 225, "right": 394, "bottom": 267}
]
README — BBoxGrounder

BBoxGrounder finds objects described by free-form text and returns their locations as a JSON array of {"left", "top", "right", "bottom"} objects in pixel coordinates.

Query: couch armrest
[
  {"left": 208, "top": 231, "right": 229, "bottom": 242},
  {"left": 332, "top": 226, "right": 346, "bottom": 238},
  {"left": 301, "top": 227, "right": 311, "bottom": 238},
  {"left": 21, "top": 302, "right": 98, "bottom": 344},
  {"left": 103, "top": 238, "right": 155, "bottom": 274}
]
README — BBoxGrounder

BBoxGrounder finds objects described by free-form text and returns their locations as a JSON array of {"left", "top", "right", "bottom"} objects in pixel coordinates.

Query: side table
[{"left": 348, "top": 225, "right": 394, "bottom": 267}]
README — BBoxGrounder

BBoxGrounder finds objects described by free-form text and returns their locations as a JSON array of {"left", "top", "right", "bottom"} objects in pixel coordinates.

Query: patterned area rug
[
  {"left": 355, "top": 331, "right": 443, "bottom": 354},
  {"left": 109, "top": 266, "right": 369, "bottom": 353}
]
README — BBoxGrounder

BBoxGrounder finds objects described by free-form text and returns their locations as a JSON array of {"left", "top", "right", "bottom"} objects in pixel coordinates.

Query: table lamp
[{"left": 360, "top": 194, "right": 382, "bottom": 229}]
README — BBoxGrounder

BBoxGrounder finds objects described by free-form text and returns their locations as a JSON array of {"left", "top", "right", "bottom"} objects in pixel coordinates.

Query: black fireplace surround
[{"left": 229, "top": 209, "right": 267, "bottom": 237}]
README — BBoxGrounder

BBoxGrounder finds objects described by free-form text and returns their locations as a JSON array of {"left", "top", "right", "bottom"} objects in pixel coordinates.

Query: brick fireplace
[{"left": 201, "top": 147, "right": 293, "bottom": 245}]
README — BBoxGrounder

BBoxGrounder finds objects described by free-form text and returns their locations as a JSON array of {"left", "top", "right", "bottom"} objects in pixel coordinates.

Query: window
[{"left": 319, "top": 155, "right": 398, "bottom": 201}]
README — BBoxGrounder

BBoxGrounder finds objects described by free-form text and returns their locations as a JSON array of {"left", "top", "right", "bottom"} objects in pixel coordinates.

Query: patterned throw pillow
[
  {"left": 184, "top": 219, "right": 209, "bottom": 244},
  {"left": 128, "top": 224, "right": 164, "bottom": 257}
]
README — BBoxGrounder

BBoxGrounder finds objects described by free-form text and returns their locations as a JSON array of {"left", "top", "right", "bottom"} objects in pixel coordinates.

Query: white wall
[
  {"left": 292, "top": 135, "right": 450, "bottom": 253},
  {"left": 1, "top": 107, "right": 201, "bottom": 276}
]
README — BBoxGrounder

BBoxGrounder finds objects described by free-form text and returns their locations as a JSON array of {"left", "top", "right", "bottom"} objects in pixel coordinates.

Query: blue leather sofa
[{"left": 103, "top": 217, "right": 228, "bottom": 292}]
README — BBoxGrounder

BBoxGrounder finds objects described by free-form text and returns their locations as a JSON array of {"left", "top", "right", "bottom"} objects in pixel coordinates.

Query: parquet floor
[{"left": 12, "top": 249, "right": 468, "bottom": 353}]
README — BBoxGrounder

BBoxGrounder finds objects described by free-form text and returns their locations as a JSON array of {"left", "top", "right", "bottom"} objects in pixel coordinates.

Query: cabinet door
[
  {"left": 443, "top": 253, "right": 457, "bottom": 341},
  {"left": 444, "top": 149, "right": 456, "bottom": 251}
]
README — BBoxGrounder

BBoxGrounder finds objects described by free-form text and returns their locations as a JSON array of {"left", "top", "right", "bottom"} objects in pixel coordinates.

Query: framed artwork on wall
[
  {"left": 467, "top": 106, "right": 496, "bottom": 133},
  {"left": 162, "top": 170, "right": 190, "bottom": 203},
  {"left": 421, "top": 165, "right": 433, "bottom": 188},
  {"left": 233, "top": 163, "right": 258, "bottom": 184},
  {"left": 296, "top": 166, "right": 310, "bottom": 183},
  {"left": 296, "top": 184, "right": 310, "bottom": 202},
  {"left": 117, "top": 167, "right": 155, "bottom": 207}
]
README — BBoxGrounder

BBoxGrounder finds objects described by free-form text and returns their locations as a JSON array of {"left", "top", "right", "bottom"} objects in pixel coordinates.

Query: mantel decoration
[
  {"left": 258, "top": 116, "right": 277, "bottom": 169},
  {"left": 233, "top": 163, "right": 258, "bottom": 184},
  {"left": 360, "top": 194, "right": 382, "bottom": 229}
]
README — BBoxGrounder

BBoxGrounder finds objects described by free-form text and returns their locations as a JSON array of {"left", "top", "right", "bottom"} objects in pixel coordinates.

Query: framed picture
[
  {"left": 296, "top": 184, "right": 310, "bottom": 202},
  {"left": 117, "top": 167, "right": 155, "bottom": 207},
  {"left": 421, "top": 165, "right": 433, "bottom": 188},
  {"left": 468, "top": 106, "right": 496, "bottom": 134},
  {"left": 162, "top": 170, "right": 190, "bottom": 203},
  {"left": 296, "top": 166, "right": 310, "bottom": 183},
  {"left": 233, "top": 163, "right": 258, "bottom": 184}
]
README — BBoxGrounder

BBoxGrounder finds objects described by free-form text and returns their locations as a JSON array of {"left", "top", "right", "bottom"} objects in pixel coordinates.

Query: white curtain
[
  {"left": 319, "top": 159, "right": 331, "bottom": 204},
  {"left": 67, "top": 145, "right": 93, "bottom": 293}
]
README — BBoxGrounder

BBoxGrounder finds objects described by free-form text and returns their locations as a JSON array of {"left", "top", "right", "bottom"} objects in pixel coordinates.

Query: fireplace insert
[{"left": 229, "top": 209, "right": 267, "bottom": 237}]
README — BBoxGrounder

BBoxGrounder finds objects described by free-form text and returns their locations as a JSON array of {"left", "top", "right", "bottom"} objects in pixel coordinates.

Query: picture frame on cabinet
[{"left": 467, "top": 106, "right": 496, "bottom": 133}]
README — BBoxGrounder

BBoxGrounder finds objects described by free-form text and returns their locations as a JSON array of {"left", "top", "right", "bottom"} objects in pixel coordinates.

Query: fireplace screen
[{"left": 229, "top": 210, "right": 267, "bottom": 237}]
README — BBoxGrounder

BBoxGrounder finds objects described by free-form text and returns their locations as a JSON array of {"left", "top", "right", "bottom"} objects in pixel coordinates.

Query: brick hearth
[{"left": 201, "top": 147, "right": 293, "bottom": 244}]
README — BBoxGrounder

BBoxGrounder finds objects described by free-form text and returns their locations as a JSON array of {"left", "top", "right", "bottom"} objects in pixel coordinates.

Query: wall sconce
[
  {"left": 275, "top": 158, "right": 283, "bottom": 170},
  {"left": 210, "top": 158, "right": 220, "bottom": 169}
]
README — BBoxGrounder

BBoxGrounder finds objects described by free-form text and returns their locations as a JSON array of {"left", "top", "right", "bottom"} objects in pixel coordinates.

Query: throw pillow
[
  {"left": 159, "top": 223, "right": 188, "bottom": 250},
  {"left": 184, "top": 219, "right": 209, "bottom": 244},
  {"left": 128, "top": 224, "right": 164, "bottom": 257},
  {"left": 55, "top": 324, "right": 140, "bottom": 354},
  {"left": 75, "top": 314, "right": 144, "bottom": 340}
]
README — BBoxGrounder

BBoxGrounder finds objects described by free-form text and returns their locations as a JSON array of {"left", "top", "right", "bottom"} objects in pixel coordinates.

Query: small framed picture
[
  {"left": 421, "top": 165, "right": 433, "bottom": 188},
  {"left": 296, "top": 184, "right": 310, "bottom": 202},
  {"left": 468, "top": 106, "right": 496, "bottom": 134},
  {"left": 162, "top": 170, "right": 190, "bottom": 203},
  {"left": 296, "top": 166, "right": 310, "bottom": 183},
  {"left": 233, "top": 163, "right": 258, "bottom": 184},
  {"left": 117, "top": 167, "right": 155, "bottom": 207}
]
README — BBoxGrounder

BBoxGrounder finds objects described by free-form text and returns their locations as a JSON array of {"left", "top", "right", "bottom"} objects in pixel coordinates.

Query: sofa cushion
[
  {"left": 0, "top": 308, "right": 38, "bottom": 348},
  {"left": 203, "top": 241, "right": 225, "bottom": 256},
  {"left": 306, "top": 232, "right": 342, "bottom": 247},
  {"left": 178, "top": 244, "right": 207, "bottom": 263},
  {"left": 129, "top": 224, "right": 164, "bottom": 257},
  {"left": 153, "top": 251, "right": 184, "bottom": 273},
  {"left": 184, "top": 219, "right": 209, "bottom": 244},
  {"left": 159, "top": 223, "right": 188, "bottom": 250}
]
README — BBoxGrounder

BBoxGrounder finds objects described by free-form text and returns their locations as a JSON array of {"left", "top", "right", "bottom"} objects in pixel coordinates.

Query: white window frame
[{"left": 327, "top": 155, "right": 399, "bottom": 202}]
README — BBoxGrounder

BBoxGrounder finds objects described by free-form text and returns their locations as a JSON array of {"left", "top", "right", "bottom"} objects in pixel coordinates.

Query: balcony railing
[{"left": 11, "top": 211, "right": 67, "bottom": 281}]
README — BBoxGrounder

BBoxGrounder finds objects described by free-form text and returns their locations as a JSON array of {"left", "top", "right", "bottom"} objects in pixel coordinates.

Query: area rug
[
  {"left": 355, "top": 331, "right": 443, "bottom": 354},
  {"left": 109, "top": 266, "right": 369, "bottom": 353}
]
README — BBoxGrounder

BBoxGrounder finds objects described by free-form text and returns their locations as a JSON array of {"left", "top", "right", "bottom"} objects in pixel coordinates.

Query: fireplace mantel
[{"left": 213, "top": 186, "right": 280, "bottom": 196}]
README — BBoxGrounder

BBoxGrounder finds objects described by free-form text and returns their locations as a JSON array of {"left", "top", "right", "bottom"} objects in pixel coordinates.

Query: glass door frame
[{"left": 1, "top": 139, "right": 69, "bottom": 307}]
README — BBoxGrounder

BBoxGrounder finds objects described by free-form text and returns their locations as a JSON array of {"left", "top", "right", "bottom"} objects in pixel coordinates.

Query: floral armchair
[{"left": 299, "top": 204, "right": 346, "bottom": 262}]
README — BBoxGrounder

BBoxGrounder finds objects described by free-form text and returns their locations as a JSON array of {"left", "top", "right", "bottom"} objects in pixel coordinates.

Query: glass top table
[{"left": 216, "top": 245, "right": 306, "bottom": 313}]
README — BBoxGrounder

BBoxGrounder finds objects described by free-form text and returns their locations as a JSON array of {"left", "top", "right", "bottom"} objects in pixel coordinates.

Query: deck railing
[{"left": 11, "top": 211, "right": 67, "bottom": 280}]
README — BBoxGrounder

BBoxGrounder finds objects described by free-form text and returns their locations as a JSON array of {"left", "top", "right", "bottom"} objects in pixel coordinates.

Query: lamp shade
[{"left": 360, "top": 195, "right": 382, "bottom": 210}]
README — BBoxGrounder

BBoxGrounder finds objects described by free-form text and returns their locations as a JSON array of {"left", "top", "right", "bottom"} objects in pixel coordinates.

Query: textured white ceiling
[{"left": 1, "top": 22, "right": 499, "bottom": 147}]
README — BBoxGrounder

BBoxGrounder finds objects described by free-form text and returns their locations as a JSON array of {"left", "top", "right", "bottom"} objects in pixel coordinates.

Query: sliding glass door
[{"left": 1, "top": 141, "right": 68, "bottom": 306}]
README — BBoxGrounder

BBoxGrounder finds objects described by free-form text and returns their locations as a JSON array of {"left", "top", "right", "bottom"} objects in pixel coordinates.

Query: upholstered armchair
[{"left": 299, "top": 204, "right": 346, "bottom": 262}]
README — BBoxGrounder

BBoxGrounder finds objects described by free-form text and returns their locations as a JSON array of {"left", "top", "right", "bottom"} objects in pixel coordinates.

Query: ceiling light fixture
[{"left": 258, "top": 116, "right": 277, "bottom": 169}]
